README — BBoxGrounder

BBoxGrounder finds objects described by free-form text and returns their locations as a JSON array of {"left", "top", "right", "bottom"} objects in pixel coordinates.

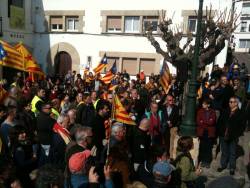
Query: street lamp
[
  {"left": 180, "top": 0, "right": 204, "bottom": 136},
  {"left": 0, "top": 17, "right": 3, "bottom": 37}
]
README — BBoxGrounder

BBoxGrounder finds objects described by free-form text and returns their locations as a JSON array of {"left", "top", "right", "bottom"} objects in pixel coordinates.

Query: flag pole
[{"left": 106, "top": 90, "right": 116, "bottom": 165}]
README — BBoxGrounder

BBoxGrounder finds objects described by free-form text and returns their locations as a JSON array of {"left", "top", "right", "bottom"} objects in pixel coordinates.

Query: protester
[
  {"left": 132, "top": 118, "right": 151, "bottom": 171},
  {"left": 217, "top": 96, "right": 245, "bottom": 175},
  {"left": 1, "top": 60, "right": 250, "bottom": 188},
  {"left": 162, "top": 94, "right": 180, "bottom": 159},
  {"left": 196, "top": 98, "right": 216, "bottom": 168},
  {"left": 175, "top": 136, "right": 205, "bottom": 188},
  {"left": 145, "top": 101, "right": 163, "bottom": 145}
]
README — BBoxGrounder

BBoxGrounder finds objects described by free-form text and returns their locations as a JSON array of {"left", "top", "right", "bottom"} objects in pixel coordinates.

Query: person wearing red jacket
[{"left": 196, "top": 98, "right": 216, "bottom": 168}]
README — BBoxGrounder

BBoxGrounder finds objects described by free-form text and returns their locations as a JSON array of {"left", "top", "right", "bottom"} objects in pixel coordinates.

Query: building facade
[
  {"left": 0, "top": 0, "right": 34, "bottom": 48},
  {"left": 2, "top": 0, "right": 245, "bottom": 77},
  {"left": 234, "top": 0, "right": 250, "bottom": 52}
]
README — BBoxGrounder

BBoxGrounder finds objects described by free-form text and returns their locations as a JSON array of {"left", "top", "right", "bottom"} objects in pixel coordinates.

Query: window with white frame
[
  {"left": 239, "top": 39, "right": 250, "bottom": 48},
  {"left": 124, "top": 16, "right": 140, "bottom": 33},
  {"left": 50, "top": 16, "right": 63, "bottom": 31},
  {"left": 188, "top": 16, "right": 197, "bottom": 33},
  {"left": 242, "top": 3, "right": 250, "bottom": 15},
  {"left": 66, "top": 17, "right": 79, "bottom": 31},
  {"left": 107, "top": 16, "right": 122, "bottom": 32},
  {"left": 143, "top": 16, "right": 158, "bottom": 32},
  {"left": 240, "top": 22, "right": 247, "bottom": 32}
]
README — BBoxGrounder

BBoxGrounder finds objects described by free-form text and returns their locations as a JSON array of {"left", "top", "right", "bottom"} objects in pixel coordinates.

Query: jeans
[{"left": 220, "top": 137, "right": 237, "bottom": 170}]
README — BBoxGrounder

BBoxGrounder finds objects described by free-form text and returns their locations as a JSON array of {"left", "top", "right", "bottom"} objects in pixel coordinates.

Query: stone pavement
[
  {"left": 201, "top": 132, "right": 250, "bottom": 188},
  {"left": 173, "top": 132, "right": 250, "bottom": 187}
]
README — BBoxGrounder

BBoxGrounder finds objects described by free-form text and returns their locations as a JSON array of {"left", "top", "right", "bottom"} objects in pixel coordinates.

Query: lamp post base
[{"left": 180, "top": 119, "right": 196, "bottom": 136}]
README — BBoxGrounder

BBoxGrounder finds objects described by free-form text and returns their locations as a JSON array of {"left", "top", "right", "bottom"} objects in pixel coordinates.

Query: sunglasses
[{"left": 43, "top": 107, "right": 52, "bottom": 109}]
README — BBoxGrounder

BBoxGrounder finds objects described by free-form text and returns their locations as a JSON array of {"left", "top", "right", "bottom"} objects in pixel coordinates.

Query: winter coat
[
  {"left": 196, "top": 108, "right": 216, "bottom": 138},
  {"left": 217, "top": 108, "right": 246, "bottom": 140},
  {"left": 162, "top": 105, "right": 180, "bottom": 130},
  {"left": 76, "top": 103, "right": 95, "bottom": 127},
  {"left": 132, "top": 127, "right": 151, "bottom": 164},
  {"left": 175, "top": 152, "right": 197, "bottom": 188},
  {"left": 36, "top": 112, "right": 56, "bottom": 145}
]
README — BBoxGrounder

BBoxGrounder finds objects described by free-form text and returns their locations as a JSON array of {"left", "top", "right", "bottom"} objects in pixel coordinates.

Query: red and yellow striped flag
[
  {"left": 0, "top": 40, "right": 24, "bottom": 71},
  {"left": 101, "top": 61, "right": 117, "bottom": 84},
  {"left": 159, "top": 61, "right": 171, "bottom": 94},
  {"left": 93, "top": 54, "right": 108, "bottom": 74},
  {"left": 113, "top": 95, "right": 136, "bottom": 125},
  {"left": 109, "top": 84, "right": 117, "bottom": 91},
  {"left": 15, "top": 43, "right": 45, "bottom": 81}
]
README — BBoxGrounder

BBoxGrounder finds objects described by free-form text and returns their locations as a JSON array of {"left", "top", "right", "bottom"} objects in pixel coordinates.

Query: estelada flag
[
  {"left": 108, "top": 79, "right": 118, "bottom": 91},
  {"left": 0, "top": 40, "right": 24, "bottom": 71},
  {"left": 159, "top": 61, "right": 171, "bottom": 94},
  {"left": 14, "top": 43, "right": 44, "bottom": 76},
  {"left": 101, "top": 60, "right": 117, "bottom": 84},
  {"left": 113, "top": 95, "right": 136, "bottom": 125},
  {"left": 93, "top": 54, "right": 108, "bottom": 74}
]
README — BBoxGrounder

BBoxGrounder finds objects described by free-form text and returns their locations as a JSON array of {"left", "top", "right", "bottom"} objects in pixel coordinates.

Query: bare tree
[{"left": 145, "top": 7, "right": 239, "bottom": 70}]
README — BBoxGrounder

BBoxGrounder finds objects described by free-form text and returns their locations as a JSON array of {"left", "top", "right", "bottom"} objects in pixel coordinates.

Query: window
[
  {"left": 242, "top": 3, "right": 250, "bottom": 15},
  {"left": 140, "top": 58, "right": 155, "bottom": 76},
  {"left": 188, "top": 16, "right": 197, "bottom": 33},
  {"left": 241, "top": 22, "right": 247, "bottom": 32},
  {"left": 66, "top": 17, "right": 79, "bottom": 31},
  {"left": 124, "top": 16, "right": 140, "bottom": 33},
  {"left": 143, "top": 16, "right": 158, "bottom": 32},
  {"left": 107, "top": 16, "right": 122, "bottom": 32},
  {"left": 122, "top": 58, "right": 137, "bottom": 75},
  {"left": 50, "top": 16, "right": 63, "bottom": 31},
  {"left": 239, "top": 39, "right": 250, "bottom": 48}
]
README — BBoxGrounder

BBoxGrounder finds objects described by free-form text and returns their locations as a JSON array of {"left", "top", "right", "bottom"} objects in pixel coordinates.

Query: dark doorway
[{"left": 54, "top": 51, "right": 72, "bottom": 77}]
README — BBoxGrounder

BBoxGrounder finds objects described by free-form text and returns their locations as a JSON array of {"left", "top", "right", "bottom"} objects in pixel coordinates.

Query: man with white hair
[
  {"left": 110, "top": 122, "right": 126, "bottom": 147},
  {"left": 100, "top": 122, "right": 127, "bottom": 164},
  {"left": 49, "top": 113, "right": 71, "bottom": 169},
  {"left": 64, "top": 126, "right": 93, "bottom": 188},
  {"left": 67, "top": 109, "right": 76, "bottom": 129}
]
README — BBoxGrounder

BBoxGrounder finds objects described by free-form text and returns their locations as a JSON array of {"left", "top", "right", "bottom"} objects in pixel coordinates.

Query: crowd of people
[{"left": 0, "top": 62, "right": 250, "bottom": 188}]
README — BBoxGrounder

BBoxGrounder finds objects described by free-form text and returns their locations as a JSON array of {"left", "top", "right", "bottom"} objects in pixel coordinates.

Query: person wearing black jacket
[
  {"left": 76, "top": 92, "right": 96, "bottom": 127},
  {"left": 92, "top": 100, "right": 110, "bottom": 159},
  {"left": 36, "top": 102, "right": 56, "bottom": 166},
  {"left": 217, "top": 96, "right": 246, "bottom": 175},
  {"left": 131, "top": 89, "right": 146, "bottom": 124},
  {"left": 162, "top": 94, "right": 180, "bottom": 159},
  {"left": 219, "top": 75, "right": 235, "bottom": 110},
  {"left": 132, "top": 118, "right": 151, "bottom": 171}
]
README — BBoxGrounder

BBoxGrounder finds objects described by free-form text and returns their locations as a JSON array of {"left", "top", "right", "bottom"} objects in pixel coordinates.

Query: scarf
[
  {"left": 149, "top": 113, "right": 161, "bottom": 136},
  {"left": 53, "top": 123, "right": 71, "bottom": 145}
]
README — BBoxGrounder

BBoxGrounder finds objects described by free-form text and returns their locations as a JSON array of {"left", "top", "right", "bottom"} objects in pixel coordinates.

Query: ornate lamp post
[
  {"left": 0, "top": 17, "right": 3, "bottom": 37},
  {"left": 180, "top": 0, "right": 204, "bottom": 136}
]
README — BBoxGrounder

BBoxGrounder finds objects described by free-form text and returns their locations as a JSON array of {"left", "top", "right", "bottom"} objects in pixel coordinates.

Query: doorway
[{"left": 54, "top": 51, "right": 72, "bottom": 77}]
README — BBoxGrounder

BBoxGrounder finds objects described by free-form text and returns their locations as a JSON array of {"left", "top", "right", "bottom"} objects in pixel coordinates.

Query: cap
[
  {"left": 68, "top": 150, "right": 91, "bottom": 173},
  {"left": 153, "top": 161, "right": 172, "bottom": 177}
]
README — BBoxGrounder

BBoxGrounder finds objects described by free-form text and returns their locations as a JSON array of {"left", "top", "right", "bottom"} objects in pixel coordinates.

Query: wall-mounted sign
[{"left": 9, "top": 5, "right": 25, "bottom": 29}]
